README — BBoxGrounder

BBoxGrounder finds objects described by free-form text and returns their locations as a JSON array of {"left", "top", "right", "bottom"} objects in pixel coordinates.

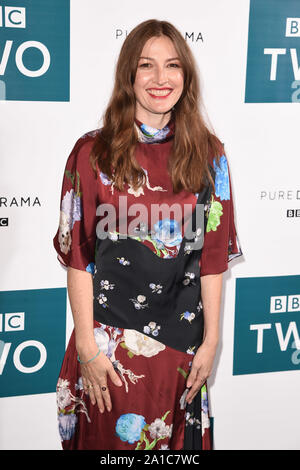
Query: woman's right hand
[{"left": 78, "top": 344, "right": 123, "bottom": 413}]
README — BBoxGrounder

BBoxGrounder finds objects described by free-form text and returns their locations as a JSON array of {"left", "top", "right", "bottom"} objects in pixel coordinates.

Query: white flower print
[
  {"left": 185, "top": 411, "right": 200, "bottom": 430},
  {"left": 117, "top": 256, "right": 131, "bottom": 266},
  {"left": 129, "top": 294, "right": 149, "bottom": 310},
  {"left": 56, "top": 377, "right": 91, "bottom": 438},
  {"left": 58, "top": 211, "right": 72, "bottom": 254},
  {"left": 143, "top": 321, "right": 161, "bottom": 337},
  {"left": 58, "top": 186, "right": 82, "bottom": 255},
  {"left": 61, "top": 189, "right": 81, "bottom": 229},
  {"left": 183, "top": 243, "right": 193, "bottom": 255},
  {"left": 100, "top": 279, "right": 115, "bottom": 290},
  {"left": 149, "top": 283, "right": 163, "bottom": 294},
  {"left": 123, "top": 329, "right": 165, "bottom": 357},
  {"left": 148, "top": 418, "right": 173, "bottom": 440},
  {"left": 56, "top": 378, "right": 72, "bottom": 410},
  {"left": 96, "top": 292, "right": 108, "bottom": 308},
  {"left": 182, "top": 272, "right": 196, "bottom": 286}
]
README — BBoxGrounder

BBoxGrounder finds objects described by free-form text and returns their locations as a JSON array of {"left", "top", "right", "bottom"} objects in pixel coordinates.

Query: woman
[{"left": 53, "top": 19, "right": 242, "bottom": 450}]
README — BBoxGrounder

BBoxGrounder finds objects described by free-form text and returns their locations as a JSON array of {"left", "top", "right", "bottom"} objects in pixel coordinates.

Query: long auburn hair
[{"left": 89, "top": 19, "right": 223, "bottom": 194}]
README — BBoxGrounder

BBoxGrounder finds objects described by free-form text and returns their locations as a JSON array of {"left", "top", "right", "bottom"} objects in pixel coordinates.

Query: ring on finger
[{"left": 101, "top": 386, "right": 107, "bottom": 392}]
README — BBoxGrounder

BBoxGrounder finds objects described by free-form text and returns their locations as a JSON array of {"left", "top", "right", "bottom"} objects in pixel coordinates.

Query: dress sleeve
[
  {"left": 200, "top": 145, "right": 243, "bottom": 276},
  {"left": 53, "top": 136, "right": 98, "bottom": 274}
]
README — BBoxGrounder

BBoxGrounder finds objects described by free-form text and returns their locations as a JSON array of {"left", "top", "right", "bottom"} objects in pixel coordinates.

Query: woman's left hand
[{"left": 185, "top": 340, "right": 218, "bottom": 404}]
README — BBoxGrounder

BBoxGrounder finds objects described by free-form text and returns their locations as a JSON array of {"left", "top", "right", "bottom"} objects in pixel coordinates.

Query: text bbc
[
  {"left": 0, "top": 7, "right": 26, "bottom": 28},
  {"left": 0, "top": 312, "right": 47, "bottom": 374},
  {"left": 250, "top": 295, "right": 300, "bottom": 354}
]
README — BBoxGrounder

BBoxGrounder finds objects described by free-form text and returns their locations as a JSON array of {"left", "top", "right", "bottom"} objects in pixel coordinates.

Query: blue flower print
[
  {"left": 152, "top": 219, "right": 182, "bottom": 248},
  {"left": 115, "top": 413, "right": 146, "bottom": 444},
  {"left": 61, "top": 189, "right": 82, "bottom": 230},
  {"left": 201, "top": 389, "right": 209, "bottom": 415},
  {"left": 58, "top": 412, "right": 77, "bottom": 441},
  {"left": 99, "top": 171, "right": 112, "bottom": 185},
  {"left": 139, "top": 123, "right": 170, "bottom": 143},
  {"left": 86, "top": 262, "right": 95, "bottom": 274},
  {"left": 213, "top": 155, "right": 230, "bottom": 201}
]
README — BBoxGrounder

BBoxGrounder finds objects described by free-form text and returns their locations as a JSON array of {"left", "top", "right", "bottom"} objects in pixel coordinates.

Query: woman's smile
[{"left": 146, "top": 88, "right": 173, "bottom": 98}]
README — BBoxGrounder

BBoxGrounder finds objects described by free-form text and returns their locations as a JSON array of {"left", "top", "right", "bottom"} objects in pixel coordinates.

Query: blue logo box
[
  {"left": 0, "top": 288, "right": 67, "bottom": 397},
  {"left": 233, "top": 275, "right": 300, "bottom": 375},
  {"left": 245, "top": 0, "right": 300, "bottom": 103},
  {"left": 0, "top": 0, "right": 70, "bottom": 101}
]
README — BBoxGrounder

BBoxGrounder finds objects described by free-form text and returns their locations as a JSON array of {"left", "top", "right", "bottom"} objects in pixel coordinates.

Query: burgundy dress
[{"left": 53, "top": 116, "right": 242, "bottom": 450}]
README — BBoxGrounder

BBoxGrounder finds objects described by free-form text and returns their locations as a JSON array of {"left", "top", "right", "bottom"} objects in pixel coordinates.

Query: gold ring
[{"left": 87, "top": 384, "right": 93, "bottom": 389}]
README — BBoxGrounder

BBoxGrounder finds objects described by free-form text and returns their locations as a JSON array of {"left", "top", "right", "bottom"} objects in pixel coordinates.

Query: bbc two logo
[
  {"left": 233, "top": 275, "right": 300, "bottom": 375},
  {"left": 0, "top": 0, "right": 70, "bottom": 101},
  {"left": 0, "top": 288, "right": 67, "bottom": 398},
  {"left": 245, "top": 0, "right": 300, "bottom": 103}
]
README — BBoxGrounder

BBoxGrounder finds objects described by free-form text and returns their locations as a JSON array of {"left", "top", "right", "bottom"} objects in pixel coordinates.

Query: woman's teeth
[{"left": 147, "top": 89, "right": 172, "bottom": 96}]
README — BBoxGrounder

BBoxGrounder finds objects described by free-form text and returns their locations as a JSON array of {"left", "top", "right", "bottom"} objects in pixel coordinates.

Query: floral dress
[{"left": 53, "top": 116, "right": 242, "bottom": 450}]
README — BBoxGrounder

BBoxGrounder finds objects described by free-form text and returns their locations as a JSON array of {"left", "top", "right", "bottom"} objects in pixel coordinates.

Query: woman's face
[{"left": 133, "top": 35, "right": 184, "bottom": 126}]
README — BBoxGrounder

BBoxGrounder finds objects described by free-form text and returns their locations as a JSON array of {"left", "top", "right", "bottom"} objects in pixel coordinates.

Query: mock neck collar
[{"left": 134, "top": 115, "right": 175, "bottom": 143}]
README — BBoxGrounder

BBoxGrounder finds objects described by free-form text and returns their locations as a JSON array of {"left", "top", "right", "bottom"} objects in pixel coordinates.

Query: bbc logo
[
  {"left": 0, "top": 6, "right": 26, "bottom": 28},
  {"left": 0, "top": 218, "right": 8, "bottom": 226},
  {"left": 0, "top": 312, "right": 25, "bottom": 332},
  {"left": 270, "top": 295, "right": 300, "bottom": 313},
  {"left": 286, "top": 18, "right": 300, "bottom": 37},
  {"left": 287, "top": 209, "right": 300, "bottom": 217}
]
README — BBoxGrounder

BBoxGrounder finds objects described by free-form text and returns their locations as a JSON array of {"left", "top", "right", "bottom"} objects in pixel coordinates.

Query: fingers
[
  {"left": 186, "top": 374, "right": 207, "bottom": 404},
  {"left": 81, "top": 365, "right": 119, "bottom": 413},
  {"left": 93, "top": 382, "right": 112, "bottom": 413},
  {"left": 107, "top": 364, "right": 123, "bottom": 387}
]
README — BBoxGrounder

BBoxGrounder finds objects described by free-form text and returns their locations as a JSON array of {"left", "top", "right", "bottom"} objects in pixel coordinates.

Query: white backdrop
[{"left": 0, "top": 0, "right": 299, "bottom": 450}]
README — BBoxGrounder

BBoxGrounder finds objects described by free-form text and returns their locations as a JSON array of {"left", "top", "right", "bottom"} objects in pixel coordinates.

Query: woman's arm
[
  {"left": 67, "top": 266, "right": 98, "bottom": 359},
  {"left": 201, "top": 272, "right": 223, "bottom": 347},
  {"left": 185, "top": 272, "right": 223, "bottom": 404},
  {"left": 67, "top": 267, "right": 123, "bottom": 413}
]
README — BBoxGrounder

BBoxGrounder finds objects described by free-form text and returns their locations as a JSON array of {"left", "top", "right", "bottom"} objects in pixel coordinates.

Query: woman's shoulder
[
  {"left": 62, "top": 129, "right": 103, "bottom": 178},
  {"left": 73, "top": 128, "right": 101, "bottom": 151},
  {"left": 67, "top": 128, "right": 103, "bottom": 163}
]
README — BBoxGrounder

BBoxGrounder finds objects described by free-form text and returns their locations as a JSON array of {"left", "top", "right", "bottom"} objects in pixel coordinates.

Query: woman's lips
[{"left": 147, "top": 88, "right": 173, "bottom": 99}]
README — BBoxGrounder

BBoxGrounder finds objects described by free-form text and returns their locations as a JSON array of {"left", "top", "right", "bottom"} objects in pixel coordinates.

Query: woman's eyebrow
[{"left": 138, "top": 56, "right": 180, "bottom": 61}]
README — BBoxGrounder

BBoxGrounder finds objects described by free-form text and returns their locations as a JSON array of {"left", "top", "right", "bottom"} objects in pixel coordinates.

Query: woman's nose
[{"left": 154, "top": 66, "right": 168, "bottom": 85}]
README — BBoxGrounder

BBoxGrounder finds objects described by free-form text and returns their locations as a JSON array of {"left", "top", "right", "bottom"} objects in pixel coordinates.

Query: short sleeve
[
  {"left": 53, "top": 135, "right": 98, "bottom": 273},
  {"left": 200, "top": 146, "right": 243, "bottom": 276}
]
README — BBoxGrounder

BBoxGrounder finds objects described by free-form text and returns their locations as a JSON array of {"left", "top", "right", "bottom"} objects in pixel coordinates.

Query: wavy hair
[{"left": 89, "top": 19, "right": 222, "bottom": 193}]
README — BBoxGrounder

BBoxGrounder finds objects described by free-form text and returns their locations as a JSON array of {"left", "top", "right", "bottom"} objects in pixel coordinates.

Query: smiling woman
[
  {"left": 53, "top": 18, "right": 243, "bottom": 451},
  {"left": 133, "top": 36, "right": 184, "bottom": 124}
]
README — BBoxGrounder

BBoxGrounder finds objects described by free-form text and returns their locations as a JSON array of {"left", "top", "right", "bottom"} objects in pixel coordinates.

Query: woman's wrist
[
  {"left": 77, "top": 348, "right": 101, "bottom": 364},
  {"left": 202, "top": 334, "right": 219, "bottom": 349},
  {"left": 75, "top": 336, "right": 99, "bottom": 361}
]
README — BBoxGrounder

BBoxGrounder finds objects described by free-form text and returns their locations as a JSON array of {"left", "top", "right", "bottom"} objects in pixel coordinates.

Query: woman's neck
[{"left": 134, "top": 110, "right": 172, "bottom": 130}]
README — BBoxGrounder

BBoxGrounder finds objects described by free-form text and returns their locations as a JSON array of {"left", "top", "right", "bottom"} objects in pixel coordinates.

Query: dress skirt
[{"left": 56, "top": 320, "right": 212, "bottom": 450}]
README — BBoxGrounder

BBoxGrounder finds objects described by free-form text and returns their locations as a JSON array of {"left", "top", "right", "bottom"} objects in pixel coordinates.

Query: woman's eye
[
  {"left": 168, "top": 63, "right": 181, "bottom": 68},
  {"left": 139, "top": 63, "right": 151, "bottom": 68}
]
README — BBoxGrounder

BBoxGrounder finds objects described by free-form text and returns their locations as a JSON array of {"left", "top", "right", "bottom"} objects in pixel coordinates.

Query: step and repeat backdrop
[{"left": 0, "top": 0, "right": 299, "bottom": 450}]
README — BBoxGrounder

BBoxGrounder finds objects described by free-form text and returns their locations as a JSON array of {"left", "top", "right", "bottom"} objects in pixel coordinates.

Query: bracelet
[{"left": 77, "top": 348, "right": 101, "bottom": 365}]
